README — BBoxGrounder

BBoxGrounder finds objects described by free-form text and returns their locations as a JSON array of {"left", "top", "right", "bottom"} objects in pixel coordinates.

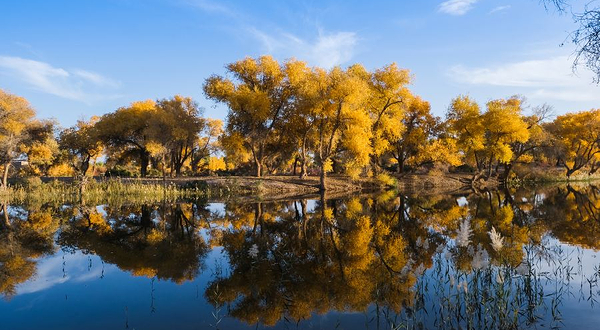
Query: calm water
[{"left": 1, "top": 185, "right": 599, "bottom": 329}]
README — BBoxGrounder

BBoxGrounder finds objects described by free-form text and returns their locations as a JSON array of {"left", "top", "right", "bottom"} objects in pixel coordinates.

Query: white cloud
[
  {"left": 0, "top": 55, "right": 121, "bottom": 103},
  {"left": 489, "top": 5, "right": 511, "bottom": 14},
  {"left": 16, "top": 252, "right": 107, "bottom": 295},
  {"left": 438, "top": 0, "right": 480, "bottom": 16},
  {"left": 449, "top": 56, "right": 600, "bottom": 102},
  {"left": 72, "top": 69, "right": 120, "bottom": 88},
  {"left": 250, "top": 28, "right": 358, "bottom": 68},
  {"left": 182, "top": 0, "right": 358, "bottom": 68},
  {"left": 183, "top": 0, "right": 235, "bottom": 16}
]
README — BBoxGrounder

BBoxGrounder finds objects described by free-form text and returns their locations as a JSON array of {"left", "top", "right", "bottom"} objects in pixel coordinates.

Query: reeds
[{"left": 1, "top": 178, "right": 208, "bottom": 205}]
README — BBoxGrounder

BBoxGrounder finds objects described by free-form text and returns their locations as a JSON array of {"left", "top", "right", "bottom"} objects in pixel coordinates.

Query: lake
[{"left": 1, "top": 184, "right": 599, "bottom": 329}]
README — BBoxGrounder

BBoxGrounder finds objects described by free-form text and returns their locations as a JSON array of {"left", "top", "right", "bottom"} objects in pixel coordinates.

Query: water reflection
[{"left": 0, "top": 185, "right": 599, "bottom": 329}]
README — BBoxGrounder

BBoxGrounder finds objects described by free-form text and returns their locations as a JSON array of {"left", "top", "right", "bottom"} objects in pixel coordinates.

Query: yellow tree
[
  {"left": 548, "top": 109, "right": 600, "bottom": 177},
  {"left": 203, "top": 56, "right": 294, "bottom": 177},
  {"left": 447, "top": 95, "right": 485, "bottom": 171},
  {"left": 501, "top": 104, "right": 553, "bottom": 181},
  {"left": 364, "top": 63, "right": 411, "bottom": 172},
  {"left": 153, "top": 95, "right": 204, "bottom": 176},
  {"left": 448, "top": 95, "right": 529, "bottom": 178},
  {"left": 59, "top": 116, "right": 103, "bottom": 176},
  {"left": 392, "top": 97, "right": 440, "bottom": 173},
  {"left": 481, "top": 97, "right": 530, "bottom": 177},
  {"left": 95, "top": 100, "right": 157, "bottom": 177},
  {"left": 296, "top": 66, "right": 371, "bottom": 190},
  {"left": 0, "top": 89, "right": 46, "bottom": 188},
  {"left": 20, "top": 119, "right": 57, "bottom": 176},
  {"left": 219, "top": 132, "right": 252, "bottom": 173},
  {"left": 285, "top": 60, "right": 320, "bottom": 178},
  {"left": 192, "top": 118, "right": 223, "bottom": 173}
]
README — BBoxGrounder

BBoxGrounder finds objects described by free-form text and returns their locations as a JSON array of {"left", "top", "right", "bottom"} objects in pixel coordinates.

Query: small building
[{"left": 10, "top": 159, "right": 29, "bottom": 171}]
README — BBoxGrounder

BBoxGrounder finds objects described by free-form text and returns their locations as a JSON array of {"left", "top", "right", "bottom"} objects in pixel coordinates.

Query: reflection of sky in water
[
  {"left": 16, "top": 252, "right": 106, "bottom": 295},
  {"left": 4, "top": 239, "right": 599, "bottom": 330},
  {"left": 3, "top": 247, "right": 369, "bottom": 329},
  {"left": 2, "top": 187, "right": 600, "bottom": 329}
]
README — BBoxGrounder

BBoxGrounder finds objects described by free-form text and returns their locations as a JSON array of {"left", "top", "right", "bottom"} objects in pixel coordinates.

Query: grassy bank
[
  {"left": 512, "top": 165, "right": 600, "bottom": 184},
  {"left": 3, "top": 170, "right": 593, "bottom": 205},
  {"left": 0, "top": 175, "right": 373, "bottom": 204},
  {"left": 1, "top": 178, "right": 203, "bottom": 205}
]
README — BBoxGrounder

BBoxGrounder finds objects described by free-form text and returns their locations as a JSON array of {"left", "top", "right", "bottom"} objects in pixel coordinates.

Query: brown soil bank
[
  {"left": 25, "top": 174, "right": 476, "bottom": 199},
  {"left": 119, "top": 175, "right": 364, "bottom": 197},
  {"left": 105, "top": 174, "right": 474, "bottom": 196},
  {"left": 393, "top": 173, "right": 473, "bottom": 192}
]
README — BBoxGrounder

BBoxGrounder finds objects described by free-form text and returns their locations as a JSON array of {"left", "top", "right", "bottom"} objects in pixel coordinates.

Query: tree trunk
[
  {"left": 140, "top": 150, "right": 150, "bottom": 177},
  {"left": 252, "top": 202, "right": 263, "bottom": 235},
  {"left": 293, "top": 157, "right": 298, "bottom": 176},
  {"left": 141, "top": 205, "right": 152, "bottom": 230},
  {"left": 300, "top": 160, "right": 307, "bottom": 179},
  {"left": 79, "top": 175, "right": 89, "bottom": 196},
  {"left": 486, "top": 155, "right": 494, "bottom": 178},
  {"left": 255, "top": 159, "right": 263, "bottom": 177},
  {"left": 190, "top": 149, "right": 197, "bottom": 174},
  {"left": 2, "top": 163, "right": 10, "bottom": 189},
  {"left": 81, "top": 159, "right": 90, "bottom": 177},
  {"left": 162, "top": 154, "right": 167, "bottom": 187},
  {"left": 319, "top": 164, "right": 327, "bottom": 191},
  {"left": 501, "top": 163, "right": 513, "bottom": 185},
  {"left": 1, "top": 203, "right": 10, "bottom": 228},
  {"left": 397, "top": 158, "right": 404, "bottom": 174}
]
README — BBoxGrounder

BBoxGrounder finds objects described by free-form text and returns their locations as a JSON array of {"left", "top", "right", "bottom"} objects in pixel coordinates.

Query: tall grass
[
  {"left": 513, "top": 165, "right": 600, "bottom": 184},
  {"left": 2, "top": 178, "right": 209, "bottom": 205}
]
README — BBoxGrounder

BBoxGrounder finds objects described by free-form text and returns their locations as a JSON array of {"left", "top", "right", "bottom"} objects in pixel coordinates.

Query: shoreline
[{"left": 2, "top": 174, "right": 598, "bottom": 204}]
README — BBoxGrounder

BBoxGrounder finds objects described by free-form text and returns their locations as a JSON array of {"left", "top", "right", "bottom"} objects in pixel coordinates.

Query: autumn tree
[
  {"left": 294, "top": 66, "right": 371, "bottom": 190},
  {"left": 95, "top": 100, "right": 157, "bottom": 177},
  {"left": 392, "top": 97, "right": 440, "bottom": 173},
  {"left": 501, "top": 104, "right": 553, "bottom": 181},
  {"left": 285, "top": 60, "right": 320, "bottom": 178},
  {"left": 59, "top": 117, "right": 103, "bottom": 176},
  {"left": 153, "top": 95, "right": 204, "bottom": 176},
  {"left": 192, "top": 118, "right": 223, "bottom": 173},
  {"left": 480, "top": 97, "right": 530, "bottom": 177},
  {"left": 203, "top": 56, "right": 294, "bottom": 177},
  {"left": 364, "top": 63, "right": 411, "bottom": 173},
  {"left": 20, "top": 119, "right": 58, "bottom": 176},
  {"left": 447, "top": 95, "right": 485, "bottom": 171},
  {"left": 547, "top": 109, "right": 600, "bottom": 177},
  {"left": 0, "top": 89, "right": 52, "bottom": 188},
  {"left": 447, "top": 96, "right": 529, "bottom": 179}
]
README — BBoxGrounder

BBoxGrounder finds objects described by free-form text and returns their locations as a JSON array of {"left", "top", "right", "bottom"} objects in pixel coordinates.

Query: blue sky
[{"left": 1, "top": 0, "right": 598, "bottom": 127}]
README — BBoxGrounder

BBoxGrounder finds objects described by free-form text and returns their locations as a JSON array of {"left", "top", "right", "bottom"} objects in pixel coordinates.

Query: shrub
[{"left": 376, "top": 173, "right": 397, "bottom": 188}]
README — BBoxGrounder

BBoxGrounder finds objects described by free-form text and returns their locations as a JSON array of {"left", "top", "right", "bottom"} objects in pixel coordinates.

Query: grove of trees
[{"left": 1, "top": 55, "right": 599, "bottom": 190}]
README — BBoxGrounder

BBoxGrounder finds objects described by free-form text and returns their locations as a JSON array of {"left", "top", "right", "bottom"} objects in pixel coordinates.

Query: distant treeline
[{"left": 1, "top": 56, "right": 599, "bottom": 190}]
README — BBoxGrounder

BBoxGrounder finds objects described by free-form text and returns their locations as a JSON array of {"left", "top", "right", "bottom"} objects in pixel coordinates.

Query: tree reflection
[
  {"left": 204, "top": 196, "right": 417, "bottom": 326},
  {"left": 205, "top": 185, "right": 600, "bottom": 328},
  {"left": 0, "top": 203, "right": 58, "bottom": 299},
  {"left": 1, "top": 184, "right": 599, "bottom": 328},
  {"left": 58, "top": 202, "right": 210, "bottom": 283}
]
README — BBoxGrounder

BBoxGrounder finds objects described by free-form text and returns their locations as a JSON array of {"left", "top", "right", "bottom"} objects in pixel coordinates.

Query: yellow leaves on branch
[
  {"left": 207, "top": 156, "right": 226, "bottom": 172},
  {"left": 448, "top": 95, "right": 530, "bottom": 167},
  {"left": 483, "top": 98, "right": 530, "bottom": 163},
  {"left": 548, "top": 109, "right": 600, "bottom": 175},
  {"left": 0, "top": 89, "right": 35, "bottom": 139}
]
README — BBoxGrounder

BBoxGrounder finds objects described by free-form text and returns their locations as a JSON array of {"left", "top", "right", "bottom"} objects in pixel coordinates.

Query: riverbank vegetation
[{"left": 1, "top": 57, "right": 599, "bottom": 193}]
